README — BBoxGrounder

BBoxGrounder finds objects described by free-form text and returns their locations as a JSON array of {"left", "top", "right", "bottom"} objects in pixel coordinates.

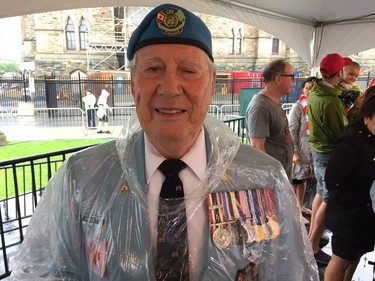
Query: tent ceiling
[{"left": 1, "top": 0, "right": 375, "bottom": 67}]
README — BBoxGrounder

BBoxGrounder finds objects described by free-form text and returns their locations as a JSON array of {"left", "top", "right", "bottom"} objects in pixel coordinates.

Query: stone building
[{"left": 19, "top": 6, "right": 318, "bottom": 77}]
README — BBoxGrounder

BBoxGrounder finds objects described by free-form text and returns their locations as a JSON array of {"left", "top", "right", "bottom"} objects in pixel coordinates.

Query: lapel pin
[
  {"left": 221, "top": 172, "right": 229, "bottom": 182},
  {"left": 121, "top": 184, "right": 129, "bottom": 193}
]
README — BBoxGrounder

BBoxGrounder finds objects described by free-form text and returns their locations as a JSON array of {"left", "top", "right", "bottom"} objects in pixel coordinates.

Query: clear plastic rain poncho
[{"left": 10, "top": 115, "right": 319, "bottom": 280}]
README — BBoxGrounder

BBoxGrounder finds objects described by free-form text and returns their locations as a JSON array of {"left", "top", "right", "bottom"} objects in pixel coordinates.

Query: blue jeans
[{"left": 311, "top": 149, "right": 331, "bottom": 203}]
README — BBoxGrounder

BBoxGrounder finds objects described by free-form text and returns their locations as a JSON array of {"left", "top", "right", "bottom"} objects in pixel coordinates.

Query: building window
[
  {"left": 229, "top": 28, "right": 235, "bottom": 55},
  {"left": 79, "top": 17, "right": 88, "bottom": 50},
  {"left": 66, "top": 17, "right": 76, "bottom": 50},
  {"left": 272, "top": 38, "right": 279, "bottom": 55},
  {"left": 236, "top": 28, "right": 242, "bottom": 55}
]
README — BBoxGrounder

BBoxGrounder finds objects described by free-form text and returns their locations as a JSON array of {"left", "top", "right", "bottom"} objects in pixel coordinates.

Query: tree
[{"left": 0, "top": 62, "right": 19, "bottom": 74}]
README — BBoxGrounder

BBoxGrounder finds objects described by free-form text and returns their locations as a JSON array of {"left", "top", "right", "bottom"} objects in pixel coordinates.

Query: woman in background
[
  {"left": 288, "top": 77, "right": 316, "bottom": 220},
  {"left": 324, "top": 86, "right": 375, "bottom": 281}
]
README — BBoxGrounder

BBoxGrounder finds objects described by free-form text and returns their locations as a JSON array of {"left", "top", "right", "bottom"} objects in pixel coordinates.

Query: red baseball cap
[{"left": 320, "top": 53, "right": 352, "bottom": 78}]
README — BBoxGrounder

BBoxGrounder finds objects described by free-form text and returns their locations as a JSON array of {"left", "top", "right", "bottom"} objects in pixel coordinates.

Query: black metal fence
[
  {"left": 3, "top": 73, "right": 372, "bottom": 111},
  {"left": 5, "top": 74, "right": 375, "bottom": 109},
  {"left": 0, "top": 144, "right": 96, "bottom": 279},
  {"left": 0, "top": 75, "right": 248, "bottom": 110}
]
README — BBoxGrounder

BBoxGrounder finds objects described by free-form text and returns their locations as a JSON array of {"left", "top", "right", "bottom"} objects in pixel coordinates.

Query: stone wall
[{"left": 19, "top": 7, "right": 339, "bottom": 77}]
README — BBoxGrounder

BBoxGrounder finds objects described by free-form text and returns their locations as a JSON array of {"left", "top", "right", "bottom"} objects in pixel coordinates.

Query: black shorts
[
  {"left": 331, "top": 234, "right": 375, "bottom": 261},
  {"left": 292, "top": 179, "right": 305, "bottom": 185}
]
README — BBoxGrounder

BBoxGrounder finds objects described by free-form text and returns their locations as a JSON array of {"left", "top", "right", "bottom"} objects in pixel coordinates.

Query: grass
[
  {"left": 0, "top": 139, "right": 111, "bottom": 161},
  {"left": 0, "top": 138, "right": 112, "bottom": 199}
]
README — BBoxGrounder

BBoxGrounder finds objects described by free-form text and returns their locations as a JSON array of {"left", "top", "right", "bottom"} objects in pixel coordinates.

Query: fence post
[
  {"left": 231, "top": 77, "right": 235, "bottom": 105},
  {"left": 22, "top": 74, "right": 28, "bottom": 102},
  {"left": 78, "top": 72, "right": 83, "bottom": 109},
  {"left": 111, "top": 75, "right": 115, "bottom": 117}
]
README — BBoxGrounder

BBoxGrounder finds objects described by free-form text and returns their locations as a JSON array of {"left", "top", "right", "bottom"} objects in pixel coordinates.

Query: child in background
[
  {"left": 340, "top": 61, "right": 361, "bottom": 91},
  {"left": 339, "top": 62, "right": 363, "bottom": 115}
]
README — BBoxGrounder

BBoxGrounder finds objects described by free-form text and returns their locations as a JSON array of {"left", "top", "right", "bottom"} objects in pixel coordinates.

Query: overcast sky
[{"left": 0, "top": 17, "right": 22, "bottom": 62}]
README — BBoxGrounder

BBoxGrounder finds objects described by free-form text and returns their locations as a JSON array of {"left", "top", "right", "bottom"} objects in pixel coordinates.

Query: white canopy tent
[{"left": 1, "top": 0, "right": 375, "bottom": 67}]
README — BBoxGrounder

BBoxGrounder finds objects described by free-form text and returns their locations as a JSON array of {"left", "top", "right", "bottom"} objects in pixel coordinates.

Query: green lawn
[
  {"left": 0, "top": 138, "right": 111, "bottom": 161},
  {"left": 0, "top": 138, "right": 112, "bottom": 199}
]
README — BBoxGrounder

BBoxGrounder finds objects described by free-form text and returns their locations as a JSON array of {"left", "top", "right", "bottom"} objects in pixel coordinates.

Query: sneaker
[
  {"left": 104, "top": 130, "right": 111, "bottom": 134},
  {"left": 97, "top": 130, "right": 104, "bottom": 134},
  {"left": 314, "top": 250, "right": 331, "bottom": 267}
]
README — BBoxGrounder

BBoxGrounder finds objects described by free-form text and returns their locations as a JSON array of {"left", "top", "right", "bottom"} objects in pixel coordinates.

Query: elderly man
[{"left": 10, "top": 4, "right": 318, "bottom": 281}]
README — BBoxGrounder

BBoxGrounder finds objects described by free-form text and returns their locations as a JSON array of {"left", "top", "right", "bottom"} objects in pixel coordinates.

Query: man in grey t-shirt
[{"left": 246, "top": 59, "right": 294, "bottom": 181}]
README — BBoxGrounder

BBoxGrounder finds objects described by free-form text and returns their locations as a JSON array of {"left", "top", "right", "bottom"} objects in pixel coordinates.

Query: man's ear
[
  {"left": 274, "top": 74, "right": 281, "bottom": 84},
  {"left": 130, "top": 74, "right": 135, "bottom": 99},
  {"left": 211, "top": 71, "right": 216, "bottom": 97}
]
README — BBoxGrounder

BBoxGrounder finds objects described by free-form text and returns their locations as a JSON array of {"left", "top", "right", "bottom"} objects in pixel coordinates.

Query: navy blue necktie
[{"left": 155, "top": 159, "right": 189, "bottom": 281}]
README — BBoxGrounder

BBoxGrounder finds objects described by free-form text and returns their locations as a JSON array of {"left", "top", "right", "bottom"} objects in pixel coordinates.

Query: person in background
[
  {"left": 82, "top": 89, "right": 97, "bottom": 129},
  {"left": 369, "top": 77, "right": 375, "bottom": 88},
  {"left": 9, "top": 4, "right": 318, "bottom": 281},
  {"left": 339, "top": 61, "right": 363, "bottom": 119},
  {"left": 288, "top": 76, "right": 316, "bottom": 221},
  {"left": 246, "top": 59, "right": 294, "bottom": 181},
  {"left": 307, "top": 53, "right": 362, "bottom": 267},
  {"left": 324, "top": 86, "right": 375, "bottom": 281},
  {"left": 97, "top": 88, "right": 112, "bottom": 134},
  {"left": 340, "top": 61, "right": 361, "bottom": 92}
]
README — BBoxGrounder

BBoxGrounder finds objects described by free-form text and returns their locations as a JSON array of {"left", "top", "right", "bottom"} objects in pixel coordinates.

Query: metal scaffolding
[{"left": 86, "top": 6, "right": 152, "bottom": 72}]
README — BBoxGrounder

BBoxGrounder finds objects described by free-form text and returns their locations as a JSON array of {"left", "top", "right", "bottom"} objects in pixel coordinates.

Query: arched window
[
  {"left": 236, "top": 28, "right": 242, "bottom": 55},
  {"left": 229, "top": 28, "right": 235, "bottom": 55},
  {"left": 79, "top": 17, "right": 88, "bottom": 50},
  {"left": 66, "top": 17, "right": 76, "bottom": 50},
  {"left": 272, "top": 38, "right": 279, "bottom": 55}
]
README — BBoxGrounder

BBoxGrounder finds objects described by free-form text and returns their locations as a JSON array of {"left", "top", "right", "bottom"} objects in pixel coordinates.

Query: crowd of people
[
  {"left": 246, "top": 53, "right": 375, "bottom": 281},
  {"left": 8, "top": 3, "right": 375, "bottom": 281}
]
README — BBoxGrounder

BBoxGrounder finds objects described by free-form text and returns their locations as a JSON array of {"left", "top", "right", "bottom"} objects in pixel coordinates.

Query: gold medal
[
  {"left": 213, "top": 227, "right": 231, "bottom": 249},
  {"left": 253, "top": 224, "right": 265, "bottom": 242},
  {"left": 267, "top": 218, "right": 280, "bottom": 239}
]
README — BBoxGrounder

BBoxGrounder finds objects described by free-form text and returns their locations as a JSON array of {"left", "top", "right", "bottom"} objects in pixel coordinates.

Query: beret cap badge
[
  {"left": 126, "top": 3, "right": 213, "bottom": 61},
  {"left": 156, "top": 8, "right": 186, "bottom": 36}
]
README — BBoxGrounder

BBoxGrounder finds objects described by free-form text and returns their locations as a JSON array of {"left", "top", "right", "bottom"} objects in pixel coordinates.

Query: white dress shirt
[{"left": 145, "top": 128, "right": 208, "bottom": 281}]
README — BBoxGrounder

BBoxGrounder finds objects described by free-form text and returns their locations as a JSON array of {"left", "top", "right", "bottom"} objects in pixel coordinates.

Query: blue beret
[{"left": 127, "top": 3, "right": 213, "bottom": 61}]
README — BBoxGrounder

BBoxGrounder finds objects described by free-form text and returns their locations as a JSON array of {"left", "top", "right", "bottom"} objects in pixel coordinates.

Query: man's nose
[{"left": 157, "top": 70, "right": 182, "bottom": 97}]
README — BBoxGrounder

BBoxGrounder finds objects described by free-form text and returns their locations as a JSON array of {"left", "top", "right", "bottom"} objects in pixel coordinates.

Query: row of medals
[
  {"left": 213, "top": 217, "right": 280, "bottom": 249},
  {"left": 209, "top": 188, "right": 280, "bottom": 249}
]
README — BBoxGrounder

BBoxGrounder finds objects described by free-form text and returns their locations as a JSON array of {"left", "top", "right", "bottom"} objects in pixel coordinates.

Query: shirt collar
[{"left": 145, "top": 128, "right": 207, "bottom": 183}]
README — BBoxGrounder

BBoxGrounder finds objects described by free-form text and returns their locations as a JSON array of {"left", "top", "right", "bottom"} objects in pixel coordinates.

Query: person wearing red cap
[
  {"left": 324, "top": 86, "right": 375, "bottom": 281},
  {"left": 307, "top": 53, "right": 362, "bottom": 267}
]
